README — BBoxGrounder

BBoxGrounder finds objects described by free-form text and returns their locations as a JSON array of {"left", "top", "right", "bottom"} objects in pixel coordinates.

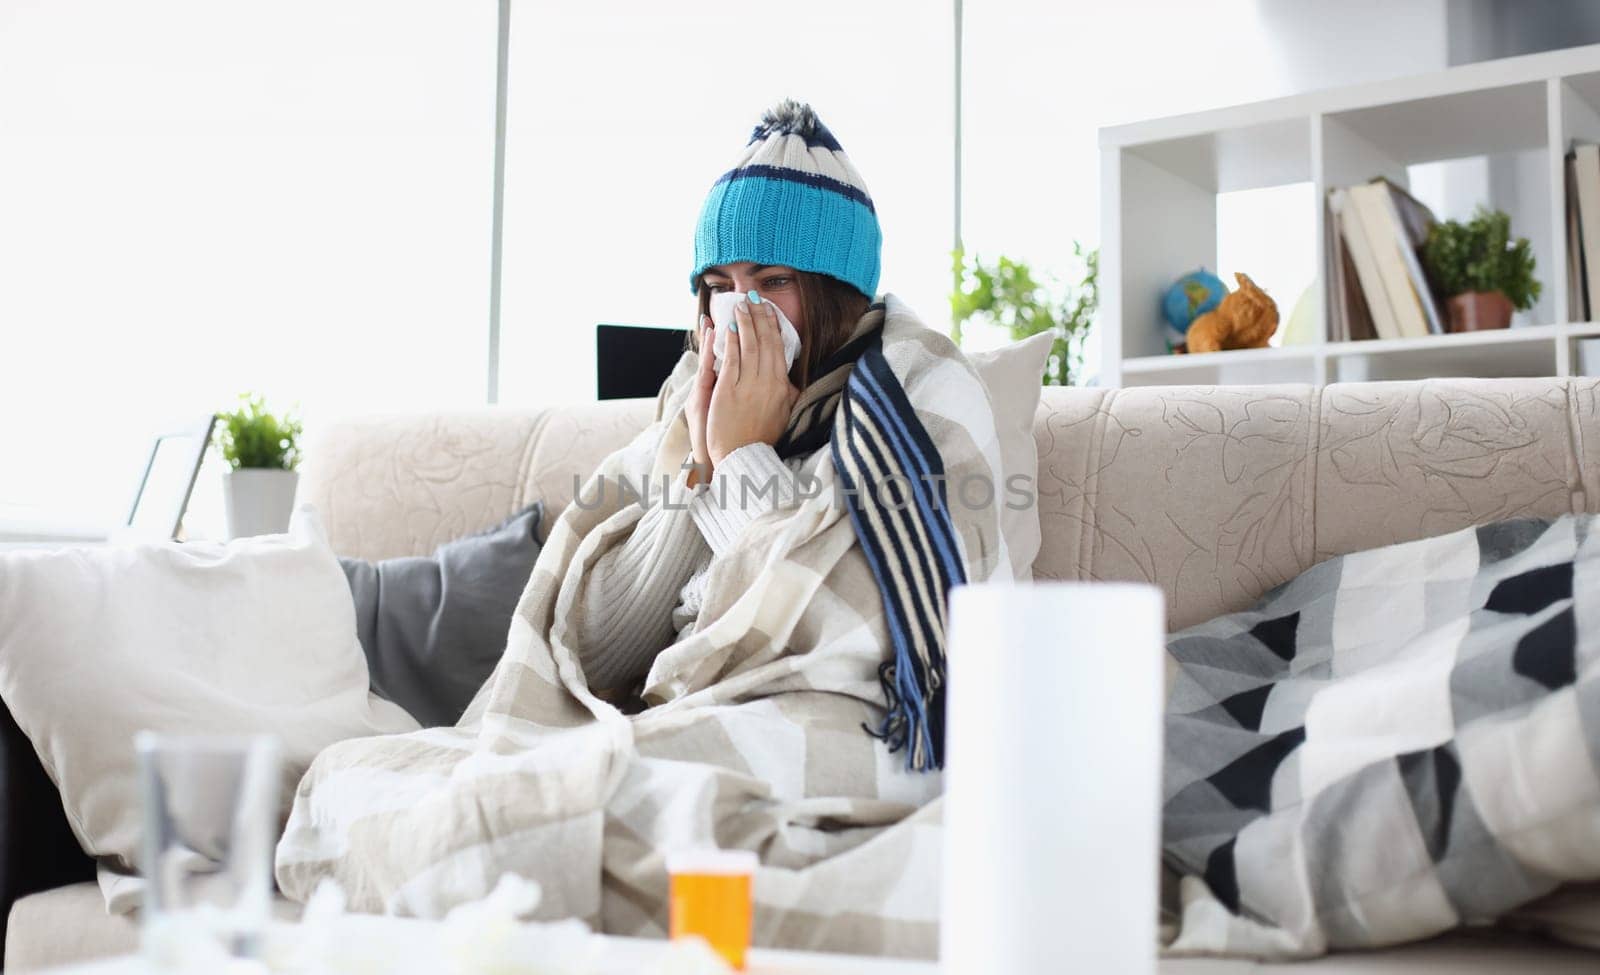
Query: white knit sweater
[{"left": 567, "top": 442, "right": 802, "bottom": 689}]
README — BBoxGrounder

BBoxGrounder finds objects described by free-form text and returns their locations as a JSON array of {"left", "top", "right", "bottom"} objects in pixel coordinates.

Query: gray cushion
[{"left": 339, "top": 503, "right": 542, "bottom": 727}]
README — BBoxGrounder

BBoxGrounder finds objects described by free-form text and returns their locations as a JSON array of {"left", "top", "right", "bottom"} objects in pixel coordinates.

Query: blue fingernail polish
[
  {"left": 748, "top": 289, "right": 762, "bottom": 304},
  {"left": 728, "top": 320, "right": 738, "bottom": 333}
]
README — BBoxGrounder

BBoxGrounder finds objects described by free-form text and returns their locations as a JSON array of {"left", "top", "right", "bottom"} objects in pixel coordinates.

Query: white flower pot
[{"left": 222, "top": 469, "right": 299, "bottom": 539}]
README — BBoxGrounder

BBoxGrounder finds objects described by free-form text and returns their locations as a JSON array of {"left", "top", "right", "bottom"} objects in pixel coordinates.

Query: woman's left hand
[{"left": 705, "top": 296, "right": 800, "bottom": 467}]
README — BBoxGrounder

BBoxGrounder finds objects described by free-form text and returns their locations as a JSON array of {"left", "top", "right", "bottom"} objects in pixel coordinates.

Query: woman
[
  {"left": 281, "top": 101, "right": 1008, "bottom": 952},
  {"left": 550, "top": 95, "right": 1021, "bottom": 775},
  {"left": 567, "top": 99, "right": 890, "bottom": 695}
]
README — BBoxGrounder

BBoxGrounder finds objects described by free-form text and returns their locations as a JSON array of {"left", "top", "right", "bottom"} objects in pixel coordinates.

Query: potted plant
[
  {"left": 949, "top": 241, "right": 1099, "bottom": 386},
  {"left": 1421, "top": 207, "right": 1541, "bottom": 332},
  {"left": 215, "top": 393, "right": 303, "bottom": 539}
]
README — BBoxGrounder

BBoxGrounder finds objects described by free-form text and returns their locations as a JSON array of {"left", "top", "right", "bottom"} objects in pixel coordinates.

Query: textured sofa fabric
[
  {"left": 1031, "top": 379, "right": 1600, "bottom": 628},
  {"left": 4, "top": 882, "right": 304, "bottom": 972},
  {"left": 8, "top": 378, "right": 1600, "bottom": 970},
  {"left": 298, "top": 379, "right": 1600, "bottom": 632},
  {"left": 298, "top": 401, "right": 653, "bottom": 563}
]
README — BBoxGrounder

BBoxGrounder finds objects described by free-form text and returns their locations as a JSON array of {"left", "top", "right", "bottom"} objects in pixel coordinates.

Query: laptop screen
[
  {"left": 122, "top": 415, "right": 216, "bottom": 542},
  {"left": 596, "top": 324, "right": 689, "bottom": 400}
]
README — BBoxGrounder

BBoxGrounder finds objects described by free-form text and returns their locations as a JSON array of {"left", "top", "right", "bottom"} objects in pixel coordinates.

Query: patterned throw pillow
[{"left": 1162, "top": 515, "right": 1600, "bottom": 959}]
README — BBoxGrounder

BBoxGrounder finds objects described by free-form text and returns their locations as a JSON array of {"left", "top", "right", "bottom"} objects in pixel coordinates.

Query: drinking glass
[{"left": 137, "top": 732, "right": 281, "bottom": 964}]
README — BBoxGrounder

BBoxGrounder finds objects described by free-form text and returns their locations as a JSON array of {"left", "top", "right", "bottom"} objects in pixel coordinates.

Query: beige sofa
[{"left": 10, "top": 378, "right": 1600, "bottom": 971}]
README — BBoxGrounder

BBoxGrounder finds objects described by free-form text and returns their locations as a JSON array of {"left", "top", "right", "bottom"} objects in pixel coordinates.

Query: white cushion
[
  {"left": 966, "top": 331, "right": 1052, "bottom": 582},
  {"left": 0, "top": 507, "right": 418, "bottom": 910}
]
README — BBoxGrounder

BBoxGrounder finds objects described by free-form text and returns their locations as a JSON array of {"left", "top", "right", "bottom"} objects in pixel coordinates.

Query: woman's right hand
[{"left": 685, "top": 314, "right": 715, "bottom": 486}]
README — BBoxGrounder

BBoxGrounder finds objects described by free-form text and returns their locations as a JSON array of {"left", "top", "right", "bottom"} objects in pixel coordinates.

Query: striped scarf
[
  {"left": 772, "top": 302, "right": 886, "bottom": 459},
  {"left": 776, "top": 301, "right": 966, "bottom": 772}
]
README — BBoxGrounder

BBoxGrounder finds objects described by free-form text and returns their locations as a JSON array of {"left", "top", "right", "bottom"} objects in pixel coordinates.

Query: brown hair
[{"left": 693, "top": 270, "right": 870, "bottom": 389}]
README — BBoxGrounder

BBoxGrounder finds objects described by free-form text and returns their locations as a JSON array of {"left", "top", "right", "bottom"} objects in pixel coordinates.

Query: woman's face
[{"left": 699, "top": 262, "right": 806, "bottom": 336}]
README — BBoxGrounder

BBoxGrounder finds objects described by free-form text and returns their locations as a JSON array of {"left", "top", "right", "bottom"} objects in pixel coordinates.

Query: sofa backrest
[{"left": 303, "top": 377, "right": 1600, "bottom": 631}]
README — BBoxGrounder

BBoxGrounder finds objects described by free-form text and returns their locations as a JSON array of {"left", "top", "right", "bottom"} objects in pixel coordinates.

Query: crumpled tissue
[
  {"left": 249, "top": 873, "right": 731, "bottom": 975},
  {"left": 707, "top": 290, "right": 802, "bottom": 374},
  {"left": 261, "top": 874, "right": 595, "bottom": 975}
]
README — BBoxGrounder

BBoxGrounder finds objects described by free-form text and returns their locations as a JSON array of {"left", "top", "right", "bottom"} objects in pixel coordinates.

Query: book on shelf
[
  {"left": 1374, "top": 179, "right": 1447, "bottom": 336},
  {"left": 1325, "top": 193, "right": 1347, "bottom": 343},
  {"left": 1351, "top": 181, "right": 1440, "bottom": 338},
  {"left": 1329, "top": 177, "right": 1445, "bottom": 342},
  {"left": 1567, "top": 152, "right": 1588, "bottom": 322},
  {"left": 1330, "top": 185, "right": 1402, "bottom": 340},
  {"left": 1325, "top": 192, "right": 1377, "bottom": 343},
  {"left": 1571, "top": 144, "right": 1600, "bottom": 322}
]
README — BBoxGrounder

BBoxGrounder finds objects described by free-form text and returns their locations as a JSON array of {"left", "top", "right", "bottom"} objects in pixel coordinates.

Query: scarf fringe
[{"left": 864, "top": 659, "right": 944, "bottom": 772}]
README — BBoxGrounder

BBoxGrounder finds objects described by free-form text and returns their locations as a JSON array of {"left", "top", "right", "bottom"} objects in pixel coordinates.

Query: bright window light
[
  {"left": 0, "top": 0, "right": 496, "bottom": 526},
  {"left": 495, "top": 0, "right": 955, "bottom": 407}
]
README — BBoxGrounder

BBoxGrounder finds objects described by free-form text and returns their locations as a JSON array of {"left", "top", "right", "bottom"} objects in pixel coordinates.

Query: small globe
[{"left": 1162, "top": 269, "right": 1228, "bottom": 343}]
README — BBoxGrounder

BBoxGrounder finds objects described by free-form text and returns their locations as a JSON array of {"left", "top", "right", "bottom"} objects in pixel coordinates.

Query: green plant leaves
[
  {"left": 214, "top": 393, "right": 302, "bottom": 470},
  {"left": 1421, "top": 207, "right": 1542, "bottom": 311},
  {"left": 949, "top": 241, "right": 1099, "bottom": 385}
]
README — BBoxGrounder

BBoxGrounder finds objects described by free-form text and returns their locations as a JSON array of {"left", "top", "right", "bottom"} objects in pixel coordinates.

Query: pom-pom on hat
[{"left": 689, "top": 99, "right": 882, "bottom": 300}]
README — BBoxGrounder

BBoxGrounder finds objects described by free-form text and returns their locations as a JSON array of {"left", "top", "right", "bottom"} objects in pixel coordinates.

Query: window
[
  {"left": 495, "top": 0, "right": 955, "bottom": 406},
  {"left": 0, "top": 1, "right": 496, "bottom": 526}
]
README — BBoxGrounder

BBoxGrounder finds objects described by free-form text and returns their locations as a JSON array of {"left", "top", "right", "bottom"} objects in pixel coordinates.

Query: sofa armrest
[{"left": 0, "top": 698, "right": 94, "bottom": 957}]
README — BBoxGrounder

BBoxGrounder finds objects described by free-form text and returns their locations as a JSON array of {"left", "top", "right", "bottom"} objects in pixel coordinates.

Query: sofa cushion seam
[
  {"left": 514, "top": 412, "right": 549, "bottom": 512},
  {"left": 1564, "top": 379, "right": 1589, "bottom": 515},
  {"left": 1307, "top": 383, "right": 1322, "bottom": 571},
  {"left": 1081, "top": 386, "right": 1114, "bottom": 583}
]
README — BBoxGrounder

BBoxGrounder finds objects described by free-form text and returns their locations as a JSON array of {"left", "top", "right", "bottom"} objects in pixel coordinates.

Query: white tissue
[
  {"left": 260, "top": 874, "right": 597, "bottom": 975},
  {"left": 708, "top": 290, "right": 802, "bottom": 374}
]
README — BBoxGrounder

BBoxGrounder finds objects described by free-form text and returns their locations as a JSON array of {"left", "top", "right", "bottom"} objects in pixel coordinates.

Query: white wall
[
  {"left": 0, "top": 1, "right": 496, "bottom": 525},
  {"left": 495, "top": 0, "right": 954, "bottom": 407},
  {"left": 960, "top": 0, "right": 1458, "bottom": 272},
  {"left": 957, "top": 0, "right": 1600, "bottom": 359},
  {"left": 1448, "top": 0, "right": 1600, "bottom": 66},
  {"left": 957, "top": 1, "right": 1461, "bottom": 357},
  {"left": 1256, "top": 0, "right": 1450, "bottom": 92}
]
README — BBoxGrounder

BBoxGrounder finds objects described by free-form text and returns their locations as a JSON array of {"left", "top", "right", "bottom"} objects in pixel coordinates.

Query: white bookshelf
[{"left": 1099, "top": 43, "right": 1600, "bottom": 387}]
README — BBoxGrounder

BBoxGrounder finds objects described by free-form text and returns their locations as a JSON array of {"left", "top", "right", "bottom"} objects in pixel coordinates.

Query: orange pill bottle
[{"left": 667, "top": 848, "right": 758, "bottom": 970}]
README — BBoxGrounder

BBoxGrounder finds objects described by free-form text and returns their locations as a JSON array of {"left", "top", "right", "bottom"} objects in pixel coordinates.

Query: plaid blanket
[
  {"left": 1163, "top": 514, "right": 1600, "bottom": 959},
  {"left": 274, "top": 294, "right": 1008, "bottom": 958}
]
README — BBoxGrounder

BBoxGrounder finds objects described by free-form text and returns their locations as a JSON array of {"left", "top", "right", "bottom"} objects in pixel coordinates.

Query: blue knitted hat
[{"left": 690, "top": 99, "right": 881, "bottom": 300}]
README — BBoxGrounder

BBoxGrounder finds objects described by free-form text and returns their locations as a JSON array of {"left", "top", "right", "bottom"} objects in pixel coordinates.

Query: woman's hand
[
  {"left": 685, "top": 314, "right": 715, "bottom": 486},
  {"left": 705, "top": 296, "right": 800, "bottom": 468}
]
